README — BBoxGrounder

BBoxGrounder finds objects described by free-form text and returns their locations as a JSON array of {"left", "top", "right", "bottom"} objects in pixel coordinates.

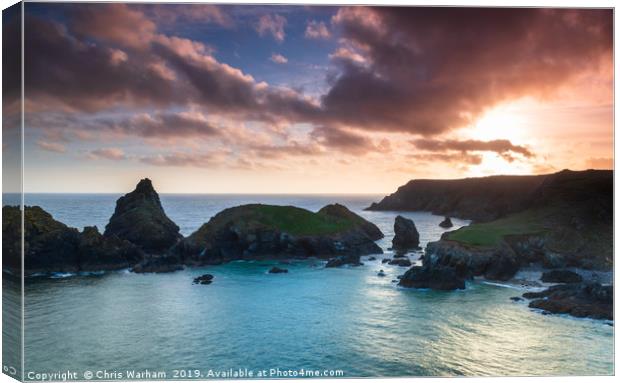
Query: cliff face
[{"left": 367, "top": 170, "right": 612, "bottom": 223}]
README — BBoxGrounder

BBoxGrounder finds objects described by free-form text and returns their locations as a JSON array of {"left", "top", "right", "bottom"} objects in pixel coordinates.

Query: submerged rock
[
  {"left": 541, "top": 269, "right": 583, "bottom": 284},
  {"left": 269, "top": 266, "right": 288, "bottom": 274},
  {"left": 510, "top": 296, "right": 524, "bottom": 302},
  {"left": 325, "top": 254, "right": 363, "bottom": 268},
  {"left": 193, "top": 274, "right": 214, "bottom": 285},
  {"left": 439, "top": 217, "right": 453, "bottom": 228},
  {"left": 391, "top": 216, "right": 420, "bottom": 251},
  {"left": 381, "top": 258, "right": 390, "bottom": 264},
  {"left": 377, "top": 269, "right": 386, "bottom": 277},
  {"left": 104, "top": 178, "right": 182, "bottom": 253},
  {"left": 522, "top": 282, "right": 612, "bottom": 320}
]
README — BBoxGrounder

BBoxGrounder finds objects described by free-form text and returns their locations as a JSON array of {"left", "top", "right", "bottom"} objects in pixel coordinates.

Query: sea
[{"left": 2, "top": 194, "right": 614, "bottom": 379}]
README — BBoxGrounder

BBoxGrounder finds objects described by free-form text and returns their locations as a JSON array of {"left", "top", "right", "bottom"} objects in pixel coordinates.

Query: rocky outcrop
[
  {"left": 439, "top": 217, "right": 453, "bottom": 228},
  {"left": 77, "top": 226, "right": 143, "bottom": 271},
  {"left": 522, "top": 282, "right": 612, "bottom": 320},
  {"left": 391, "top": 216, "right": 420, "bottom": 251},
  {"left": 424, "top": 240, "right": 520, "bottom": 281},
  {"left": 398, "top": 264, "right": 466, "bottom": 290},
  {"left": 176, "top": 204, "right": 383, "bottom": 265},
  {"left": 541, "top": 269, "right": 583, "bottom": 284},
  {"left": 3, "top": 206, "right": 81, "bottom": 274},
  {"left": 104, "top": 178, "right": 182, "bottom": 253},
  {"left": 269, "top": 266, "right": 288, "bottom": 273},
  {"left": 3, "top": 206, "right": 146, "bottom": 275},
  {"left": 388, "top": 258, "right": 412, "bottom": 267}
]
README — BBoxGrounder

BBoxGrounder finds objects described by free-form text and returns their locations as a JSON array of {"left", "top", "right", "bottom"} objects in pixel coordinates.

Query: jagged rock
[
  {"left": 398, "top": 265, "right": 466, "bottom": 290},
  {"left": 522, "top": 282, "right": 612, "bottom": 320},
  {"left": 439, "top": 217, "right": 453, "bottom": 228},
  {"left": 541, "top": 269, "right": 583, "bottom": 283},
  {"left": 104, "top": 178, "right": 182, "bottom": 253},
  {"left": 269, "top": 266, "right": 288, "bottom": 274},
  {"left": 176, "top": 204, "right": 382, "bottom": 265},
  {"left": 368, "top": 256, "right": 377, "bottom": 261},
  {"left": 3, "top": 206, "right": 148, "bottom": 275},
  {"left": 483, "top": 253, "right": 519, "bottom": 281},
  {"left": 377, "top": 269, "right": 386, "bottom": 277},
  {"left": 391, "top": 215, "right": 420, "bottom": 250},
  {"left": 3, "top": 206, "right": 80, "bottom": 274},
  {"left": 193, "top": 274, "right": 214, "bottom": 285},
  {"left": 78, "top": 226, "right": 143, "bottom": 271},
  {"left": 381, "top": 258, "right": 390, "bottom": 264},
  {"left": 388, "top": 258, "right": 412, "bottom": 267}
]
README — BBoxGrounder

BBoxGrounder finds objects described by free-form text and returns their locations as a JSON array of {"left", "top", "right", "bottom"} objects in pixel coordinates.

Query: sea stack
[
  {"left": 391, "top": 215, "right": 420, "bottom": 251},
  {"left": 439, "top": 216, "right": 453, "bottom": 228},
  {"left": 104, "top": 178, "right": 182, "bottom": 253}
]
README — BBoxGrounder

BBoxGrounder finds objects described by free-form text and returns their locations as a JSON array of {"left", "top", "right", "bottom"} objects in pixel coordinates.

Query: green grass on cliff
[
  {"left": 252, "top": 205, "right": 355, "bottom": 235},
  {"left": 447, "top": 208, "right": 550, "bottom": 247}
]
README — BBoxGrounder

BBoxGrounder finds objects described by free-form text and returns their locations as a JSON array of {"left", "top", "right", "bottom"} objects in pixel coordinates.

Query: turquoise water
[{"left": 4, "top": 194, "right": 614, "bottom": 378}]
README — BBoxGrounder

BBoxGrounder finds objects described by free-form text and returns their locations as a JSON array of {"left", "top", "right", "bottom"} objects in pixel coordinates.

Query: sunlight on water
[{"left": 7, "top": 194, "right": 613, "bottom": 377}]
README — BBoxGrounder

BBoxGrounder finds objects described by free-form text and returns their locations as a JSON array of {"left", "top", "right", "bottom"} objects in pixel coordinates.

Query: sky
[{"left": 2, "top": 3, "right": 613, "bottom": 193}]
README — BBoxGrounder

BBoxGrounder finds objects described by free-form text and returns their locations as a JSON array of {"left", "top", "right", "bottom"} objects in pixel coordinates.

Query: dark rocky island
[
  {"left": 439, "top": 217, "right": 453, "bottom": 228},
  {"left": 269, "top": 266, "right": 289, "bottom": 274},
  {"left": 391, "top": 215, "right": 420, "bottom": 251}
]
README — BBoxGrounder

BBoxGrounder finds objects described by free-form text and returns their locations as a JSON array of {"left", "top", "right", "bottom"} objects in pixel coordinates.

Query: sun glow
[{"left": 467, "top": 103, "right": 530, "bottom": 143}]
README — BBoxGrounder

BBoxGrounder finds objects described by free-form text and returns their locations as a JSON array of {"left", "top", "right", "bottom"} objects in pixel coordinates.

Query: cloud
[
  {"left": 256, "top": 14, "right": 287, "bottom": 42},
  {"left": 585, "top": 157, "right": 613, "bottom": 169},
  {"left": 311, "top": 126, "right": 375, "bottom": 154},
  {"left": 410, "top": 153, "right": 483, "bottom": 165},
  {"left": 270, "top": 53, "right": 288, "bottom": 64},
  {"left": 145, "top": 4, "right": 233, "bottom": 27},
  {"left": 71, "top": 3, "right": 156, "bottom": 49},
  {"left": 140, "top": 151, "right": 225, "bottom": 167},
  {"left": 412, "top": 138, "right": 534, "bottom": 159},
  {"left": 305, "top": 20, "right": 331, "bottom": 39},
  {"left": 88, "top": 147, "right": 126, "bottom": 160},
  {"left": 37, "top": 141, "right": 66, "bottom": 153},
  {"left": 101, "top": 111, "right": 221, "bottom": 138},
  {"left": 324, "top": 7, "right": 612, "bottom": 135}
]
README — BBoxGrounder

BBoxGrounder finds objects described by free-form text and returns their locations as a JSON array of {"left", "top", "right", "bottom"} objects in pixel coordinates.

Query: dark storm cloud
[{"left": 324, "top": 7, "right": 612, "bottom": 134}]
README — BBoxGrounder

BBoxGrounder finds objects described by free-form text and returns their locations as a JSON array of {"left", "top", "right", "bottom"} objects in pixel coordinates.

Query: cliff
[{"left": 367, "top": 169, "right": 612, "bottom": 223}]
